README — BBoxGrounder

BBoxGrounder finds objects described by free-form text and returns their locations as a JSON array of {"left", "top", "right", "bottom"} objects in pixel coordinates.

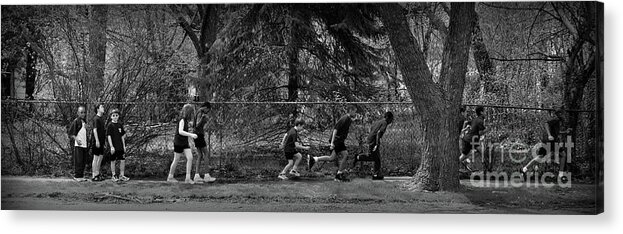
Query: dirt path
[{"left": 1, "top": 176, "right": 597, "bottom": 214}]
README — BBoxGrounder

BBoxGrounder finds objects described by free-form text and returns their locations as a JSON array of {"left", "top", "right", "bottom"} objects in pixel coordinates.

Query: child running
[
  {"left": 278, "top": 117, "right": 309, "bottom": 180},
  {"left": 107, "top": 108, "right": 129, "bottom": 182},
  {"left": 308, "top": 105, "right": 357, "bottom": 182},
  {"left": 90, "top": 104, "right": 106, "bottom": 182},
  {"left": 521, "top": 108, "right": 571, "bottom": 181},
  {"left": 192, "top": 102, "right": 216, "bottom": 183},
  {"left": 167, "top": 104, "right": 197, "bottom": 184},
  {"left": 459, "top": 105, "right": 488, "bottom": 171}
]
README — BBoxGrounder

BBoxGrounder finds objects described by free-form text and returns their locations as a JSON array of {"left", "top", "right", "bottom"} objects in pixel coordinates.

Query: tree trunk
[
  {"left": 471, "top": 14, "right": 494, "bottom": 95},
  {"left": 25, "top": 45, "right": 37, "bottom": 99},
  {"left": 197, "top": 5, "right": 218, "bottom": 101},
  {"left": 379, "top": 3, "right": 446, "bottom": 191},
  {"left": 287, "top": 24, "right": 300, "bottom": 102},
  {"left": 88, "top": 5, "right": 108, "bottom": 103},
  {"left": 438, "top": 2, "right": 477, "bottom": 191}
]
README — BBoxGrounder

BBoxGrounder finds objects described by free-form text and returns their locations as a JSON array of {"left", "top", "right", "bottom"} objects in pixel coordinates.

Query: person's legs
[
  {"left": 309, "top": 149, "right": 336, "bottom": 171},
  {"left": 333, "top": 150, "right": 351, "bottom": 182},
  {"left": 292, "top": 153, "right": 302, "bottom": 174},
  {"left": 183, "top": 148, "right": 194, "bottom": 183},
  {"left": 91, "top": 155, "right": 101, "bottom": 178},
  {"left": 372, "top": 149, "right": 381, "bottom": 177},
  {"left": 110, "top": 160, "right": 116, "bottom": 177},
  {"left": 119, "top": 160, "right": 127, "bottom": 179},
  {"left": 167, "top": 153, "right": 182, "bottom": 182},
  {"left": 557, "top": 144, "right": 568, "bottom": 179},
  {"left": 73, "top": 147, "right": 86, "bottom": 179},
  {"left": 337, "top": 150, "right": 349, "bottom": 172},
  {"left": 194, "top": 146, "right": 205, "bottom": 182},
  {"left": 280, "top": 160, "right": 294, "bottom": 179},
  {"left": 200, "top": 147, "right": 216, "bottom": 182},
  {"left": 314, "top": 151, "right": 336, "bottom": 162}
]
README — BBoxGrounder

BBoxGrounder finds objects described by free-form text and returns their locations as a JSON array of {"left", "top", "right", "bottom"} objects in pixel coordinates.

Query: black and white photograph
[{"left": 0, "top": 0, "right": 605, "bottom": 220}]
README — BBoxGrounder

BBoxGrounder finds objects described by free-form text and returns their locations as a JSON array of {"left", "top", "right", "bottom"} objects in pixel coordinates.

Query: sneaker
[
  {"left": 372, "top": 175, "right": 384, "bottom": 180},
  {"left": 184, "top": 178, "right": 195, "bottom": 184},
  {"left": 193, "top": 174, "right": 204, "bottom": 184},
  {"left": 119, "top": 175, "right": 130, "bottom": 182},
  {"left": 278, "top": 173, "right": 288, "bottom": 180},
  {"left": 289, "top": 170, "right": 301, "bottom": 177},
  {"left": 204, "top": 173, "right": 216, "bottom": 183},
  {"left": 167, "top": 177, "right": 178, "bottom": 183},
  {"left": 308, "top": 156, "right": 316, "bottom": 170},
  {"left": 92, "top": 175, "right": 103, "bottom": 182},
  {"left": 334, "top": 173, "right": 350, "bottom": 182},
  {"left": 111, "top": 175, "right": 119, "bottom": 182}
]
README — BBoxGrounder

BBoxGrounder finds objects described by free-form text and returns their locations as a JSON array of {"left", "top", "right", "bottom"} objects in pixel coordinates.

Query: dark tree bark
[
  {"left": 287, "top": 7, "right": 300, "bottom": 102},
  {"left": 438, "top": 2, "right": 477, "bottom": 191},
  {"left": 88, "top": 5, "right": 108, "bottom": 103},
  {"left": 25, "top": 45, "right": 37, "bottom": 99},
  {"left": 379, "top": 3, "right": 444, "bottom": 191},
  {"left": 560, "top": 2, "right": 597, "bottom": 154},
  {"left": 470, "top": 14, "right": 495, "bottom": 95},
  {"left": 380, "top": 2, "right": 475, "bottom": 191}
]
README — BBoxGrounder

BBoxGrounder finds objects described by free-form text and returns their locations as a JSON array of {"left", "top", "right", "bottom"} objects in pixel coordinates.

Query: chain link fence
[{"left": 1, "top": 99, "right": 597, "bottom": 181}]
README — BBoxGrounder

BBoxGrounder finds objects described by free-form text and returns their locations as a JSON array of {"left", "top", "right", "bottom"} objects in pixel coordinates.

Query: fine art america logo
[{"left": 466, "top": 135, "right": 574, "bottom": 188}]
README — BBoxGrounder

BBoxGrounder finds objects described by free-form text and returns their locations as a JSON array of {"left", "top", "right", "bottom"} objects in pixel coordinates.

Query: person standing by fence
[
  {"left": 167, "top": 104, "right": 197, "bottom": 184},
  {"left": 192, "top": 102, "right": 216, "bottom": 183},
  {"left": 68, "top": 106, "right": 88, "bottom": 182},
  {"left": 90, "top": 104, "right": 106, "bottom": 182},
  {"left": 107, "top": 108, "right": 129, "bottom": 182}
]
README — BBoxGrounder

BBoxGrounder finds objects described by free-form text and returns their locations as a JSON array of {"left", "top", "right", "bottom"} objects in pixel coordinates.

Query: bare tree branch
[{"left": 551, "top": 2, "right": 579, "bottom": 39}]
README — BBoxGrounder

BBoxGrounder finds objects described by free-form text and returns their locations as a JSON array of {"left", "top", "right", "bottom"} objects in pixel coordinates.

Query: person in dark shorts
[
  {"left": 68, "top": 106, "right": 88, "bottom": 182},
  {"left": 107, "top": 108, "right": 128, "bottom": 182},
  {"left": 167, "top": 104, "right": 198, "bottom": 184},
  {"left": 308, "top": 105, "right": 357, "bottom": 182},
  {"left": 459, "top": 105, "right": 488, "bottom": 171},
  {"left": 90, "top": 104, "right": 106, "bottom": 182},
  {"left": 192, "top": 102, "right": 216, "bottom": 183},
  {"left": 278, "top": 118, "right": 310, "bottom": 180},
  {"left": 521, "top": 108, "right": 572, "bottom": 181},
  {"left": 352, "top": 111, "right": 394, "bottom": 180}
]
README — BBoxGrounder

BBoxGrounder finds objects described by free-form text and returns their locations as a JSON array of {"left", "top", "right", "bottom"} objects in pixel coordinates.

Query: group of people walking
[{"left": 67, "top": 102, "right": 572, "bottom": 184}]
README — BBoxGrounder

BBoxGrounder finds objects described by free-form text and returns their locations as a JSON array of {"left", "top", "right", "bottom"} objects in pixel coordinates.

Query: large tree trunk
[
  {"left": 379, "top": 3, "right": 446, "bottom": 191},
  {"left": 197, "top": 5, "right": 218, "bottom": 101},
  {"left": 561, "top": 2, "right": 598, "bottom": 174},
  {"left": 287, "top": 7, "right": 300, "bottom": 102},
  {"left": 88, "top": 5, "right": 108, "bottom": 103},
  {"left": 380, "top": 3, "right": 475, "bottom": 191},
  {"left": 438, "top": 2, "right": 477, "bottom": 191}
]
